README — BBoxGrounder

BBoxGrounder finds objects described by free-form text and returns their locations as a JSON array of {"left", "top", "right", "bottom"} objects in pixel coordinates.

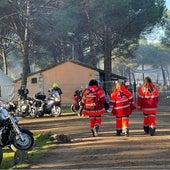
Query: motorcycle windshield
[{"left": 52, "top": 91, "right": 61, "bottom": 100}]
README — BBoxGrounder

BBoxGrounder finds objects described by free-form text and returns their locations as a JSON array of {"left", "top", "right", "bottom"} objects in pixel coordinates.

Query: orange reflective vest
[
  {"left": 137, "top": 85, "right": 159, "bottom": 114},
  {"left": 110, "top": 87, "right": 135, "bottom": 117}
]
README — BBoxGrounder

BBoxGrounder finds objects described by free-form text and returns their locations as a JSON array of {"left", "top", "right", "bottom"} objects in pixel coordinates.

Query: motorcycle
[
  {"left": 29, "top": 93, "right": 46, "bottom": 118},
  {"left": 15, "top": 95, "right": 33, "bottom": 118},
  {"left": 31, "top": 91, "right": 62, "bottom": 117},
  {"left": 0, "top": 101, "right": 34, "bottom": 151},
  {"left": 5, "top": 101, "right": 17, "bottom": 115},
  {"left": 71, "top": 90, "right": 83, "bottom": 116}
]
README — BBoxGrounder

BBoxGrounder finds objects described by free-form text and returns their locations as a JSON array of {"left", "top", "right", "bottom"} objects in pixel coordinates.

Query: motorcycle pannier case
[{"left": 35, "top": 92, "right": 46, "bottom": 100}]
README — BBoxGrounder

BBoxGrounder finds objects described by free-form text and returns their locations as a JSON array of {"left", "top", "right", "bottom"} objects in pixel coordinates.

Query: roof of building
[{"left": 14, "top": 60, "right": 127, "bottom": 82}]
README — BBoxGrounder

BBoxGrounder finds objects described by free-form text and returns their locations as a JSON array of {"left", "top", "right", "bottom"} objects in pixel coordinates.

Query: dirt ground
[{"left": 19, "top": 98, "right": 170, "bottom": 169}]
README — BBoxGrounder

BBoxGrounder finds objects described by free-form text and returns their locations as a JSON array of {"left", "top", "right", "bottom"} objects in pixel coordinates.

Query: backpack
[{"left": 84, "top": 88, "right": 100, "bottom": 110}]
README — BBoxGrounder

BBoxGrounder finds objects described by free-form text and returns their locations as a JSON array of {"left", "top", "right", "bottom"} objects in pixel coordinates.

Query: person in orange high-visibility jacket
[
  {"left": 109, "top": 80, "right": 136, "bottom": 136},
  {"left": 137, "top": 76, "right": 159, "bottom": 136},
  {"left": 81, "top": 79, "right": 106, "bottom": 137}
]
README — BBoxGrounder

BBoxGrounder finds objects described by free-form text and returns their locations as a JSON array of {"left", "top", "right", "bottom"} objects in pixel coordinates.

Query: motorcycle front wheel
[
  {"left": 29, "top": 108, "right": 37, "bottom": 118},
  {"left": 71, "top": 104, "right": 78, "bottom": 113},
  {"left": 71, "top": 104, "right": 82, "bottom": 116},
  {"left": 12, "top": 132, "right": 34, "bottom": 151},
  {"left": 51, "top": 105, "right": 61, "bottom": 117}
]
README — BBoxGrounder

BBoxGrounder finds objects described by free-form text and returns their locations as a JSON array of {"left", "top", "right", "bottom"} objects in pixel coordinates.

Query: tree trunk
[
  {"left": 21, "top": 0, "right": 30, "bottom": 87},
  {"left": 83, "top": 6, "right": 96, "bottom": 66},
  {"left": 1, "top": 47, "right": 7, "bottom": 74},
  {"left": 104, "top": 25, "right": 112, "bottom": 92},
  {"left": 21, "top": 42, "right": 30, "bottom": 86}
]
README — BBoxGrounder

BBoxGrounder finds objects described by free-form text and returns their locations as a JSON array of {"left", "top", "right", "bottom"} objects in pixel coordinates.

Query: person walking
[
  {"left": 109, "top": 80, "right": 136, "bottom": 136},
  {"left": 137, "top": 76, "right": 159, "bottom": 136},
  {"left": 81, "top": 79, "right": 106, "bottom": 137}
]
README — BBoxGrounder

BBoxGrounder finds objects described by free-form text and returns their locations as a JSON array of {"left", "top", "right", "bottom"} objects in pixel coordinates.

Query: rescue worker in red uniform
[
  {"left": 81, "top": 79, "right": 106, "bottom": 137},
  {"left": 109, "top": 80, "right": 136, "bottom": 136},
  {"left": 137, "top": 76, "right": 159, "bottom": 136}
]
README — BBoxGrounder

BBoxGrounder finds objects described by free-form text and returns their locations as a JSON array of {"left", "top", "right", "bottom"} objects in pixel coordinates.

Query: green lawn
[
  {"left": 0, "top": 133, "right": 56, "bottom": 169},
  {"left": 0, "top": 107, "right": 76, "bottom": 169}
]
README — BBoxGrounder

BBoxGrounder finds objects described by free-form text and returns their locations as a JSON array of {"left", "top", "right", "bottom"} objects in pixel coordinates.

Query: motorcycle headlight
[
  {"left": 29, "top": 100, "right": 33, "bottom": 104},
  {"left": 55, "top": 98, "right": 60, "bottom": 102},
  {"left": 22, "top": 105, "right": 27, "bottom": 109}
]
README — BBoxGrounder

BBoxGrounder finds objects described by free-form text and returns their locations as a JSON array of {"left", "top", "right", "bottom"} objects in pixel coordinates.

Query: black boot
[
  {"left": 124, "top": 129, "right": 129, "bottom": 137},
  {"left": 144, "top": 126, "right": 149, "bottom": 134},
  {"left": 91, "top": 129, "right": 95, "bottom": 137},
  {"left": 116, "top": 129, "right": 122, "bottom": 136},
  {"left": 93, "top": 125, "right": 99, "bottom": 137},
  {"left": 149, "top": 127, "right": 156, "bottom": 136},
  {"left": 95, "top": 125, "right": 99, "bottom": 132}
]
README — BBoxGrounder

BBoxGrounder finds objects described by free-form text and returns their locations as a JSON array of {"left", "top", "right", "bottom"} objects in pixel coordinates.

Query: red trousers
[
  {"left": 89, "top": 116, "right": 102, "bottom": 128},
  {"left": 143, "top": 114, "right": 156, "bottom": 128},
  {"left": 116, "top": 116, "right": 129, "bottom": 131}
]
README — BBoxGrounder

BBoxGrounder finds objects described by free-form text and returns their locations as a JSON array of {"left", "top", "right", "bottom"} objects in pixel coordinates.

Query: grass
[
  {"left": 0, "top": 133, "right": 56, "bottom": 169},
  {"left": 0, "top": 106, "right": 74, "bottom": 169},
  {"left": 61, "top": 105, "right": 72, "bottom": 113}
]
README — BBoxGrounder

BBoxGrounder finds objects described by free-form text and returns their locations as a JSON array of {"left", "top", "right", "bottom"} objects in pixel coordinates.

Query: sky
[
  {"left": 146, "top": 0, "right": 170, "bottom": 43},
  {"left": 166, "top": 0, "right": 170, "bottom": 9}
]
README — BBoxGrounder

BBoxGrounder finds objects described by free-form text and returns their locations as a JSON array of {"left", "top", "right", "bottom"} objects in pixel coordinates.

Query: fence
[{"left": 11, "top": 81, "right": 170, "bottom": 105}]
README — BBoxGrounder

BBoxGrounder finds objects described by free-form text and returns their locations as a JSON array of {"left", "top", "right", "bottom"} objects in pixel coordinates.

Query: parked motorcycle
[
  {"left": 15, "top": 95, "right": 33, "bottom": 118},
  {"left": 0, "top": 101, "right": 34, "bottom": 151},
  {"left": 31, "top": 91, "right": 62, "bottom": 117},
  {"left": 5, "top": 101, "right": 17, "bottom": 115},
  {"left": 71, "top": 90, "right": 83, "bottom": 116},
  {"left": 29, "top": 93, "right": 46, "bottom": 118}
]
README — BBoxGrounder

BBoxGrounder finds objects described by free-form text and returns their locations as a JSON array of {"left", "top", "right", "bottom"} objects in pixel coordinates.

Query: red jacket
[
  {"left": 110, "top": 86, "right": 135, "bottom": 117},
  {"left": 137, "top": 84, "right": 159, "bottom": 114},
  {"left": 81, "top": 85, "right": 106, "bottom": 116}
]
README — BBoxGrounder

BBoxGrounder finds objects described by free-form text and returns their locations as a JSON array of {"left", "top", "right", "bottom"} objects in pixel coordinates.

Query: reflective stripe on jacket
[
  {"left": 110, "top": 88, "right": 134, "bottom": 117},
  {"left": 81, "top": 85, "right": 106, "bottom": 116},
  {"left": 138, "top": 85, "right": 159, "bottom": 114}
]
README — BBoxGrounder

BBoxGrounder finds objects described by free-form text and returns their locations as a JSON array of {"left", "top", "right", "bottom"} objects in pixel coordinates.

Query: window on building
[{"left": 31, "top": 78, "right": 37, "bottom": 84}]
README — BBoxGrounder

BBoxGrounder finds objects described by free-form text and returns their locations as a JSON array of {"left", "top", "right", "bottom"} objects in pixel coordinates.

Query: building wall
[{"left": 14, "top": 61, "right": 100, "bottom": 104}]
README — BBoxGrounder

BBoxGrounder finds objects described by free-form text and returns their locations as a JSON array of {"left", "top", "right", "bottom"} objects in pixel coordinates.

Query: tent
[
  {"left": 0, "top": 69, "right": 14, "bottom": 102},
  {"left": 130, "top": 67, "right": 162, "bottom": 84}
]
